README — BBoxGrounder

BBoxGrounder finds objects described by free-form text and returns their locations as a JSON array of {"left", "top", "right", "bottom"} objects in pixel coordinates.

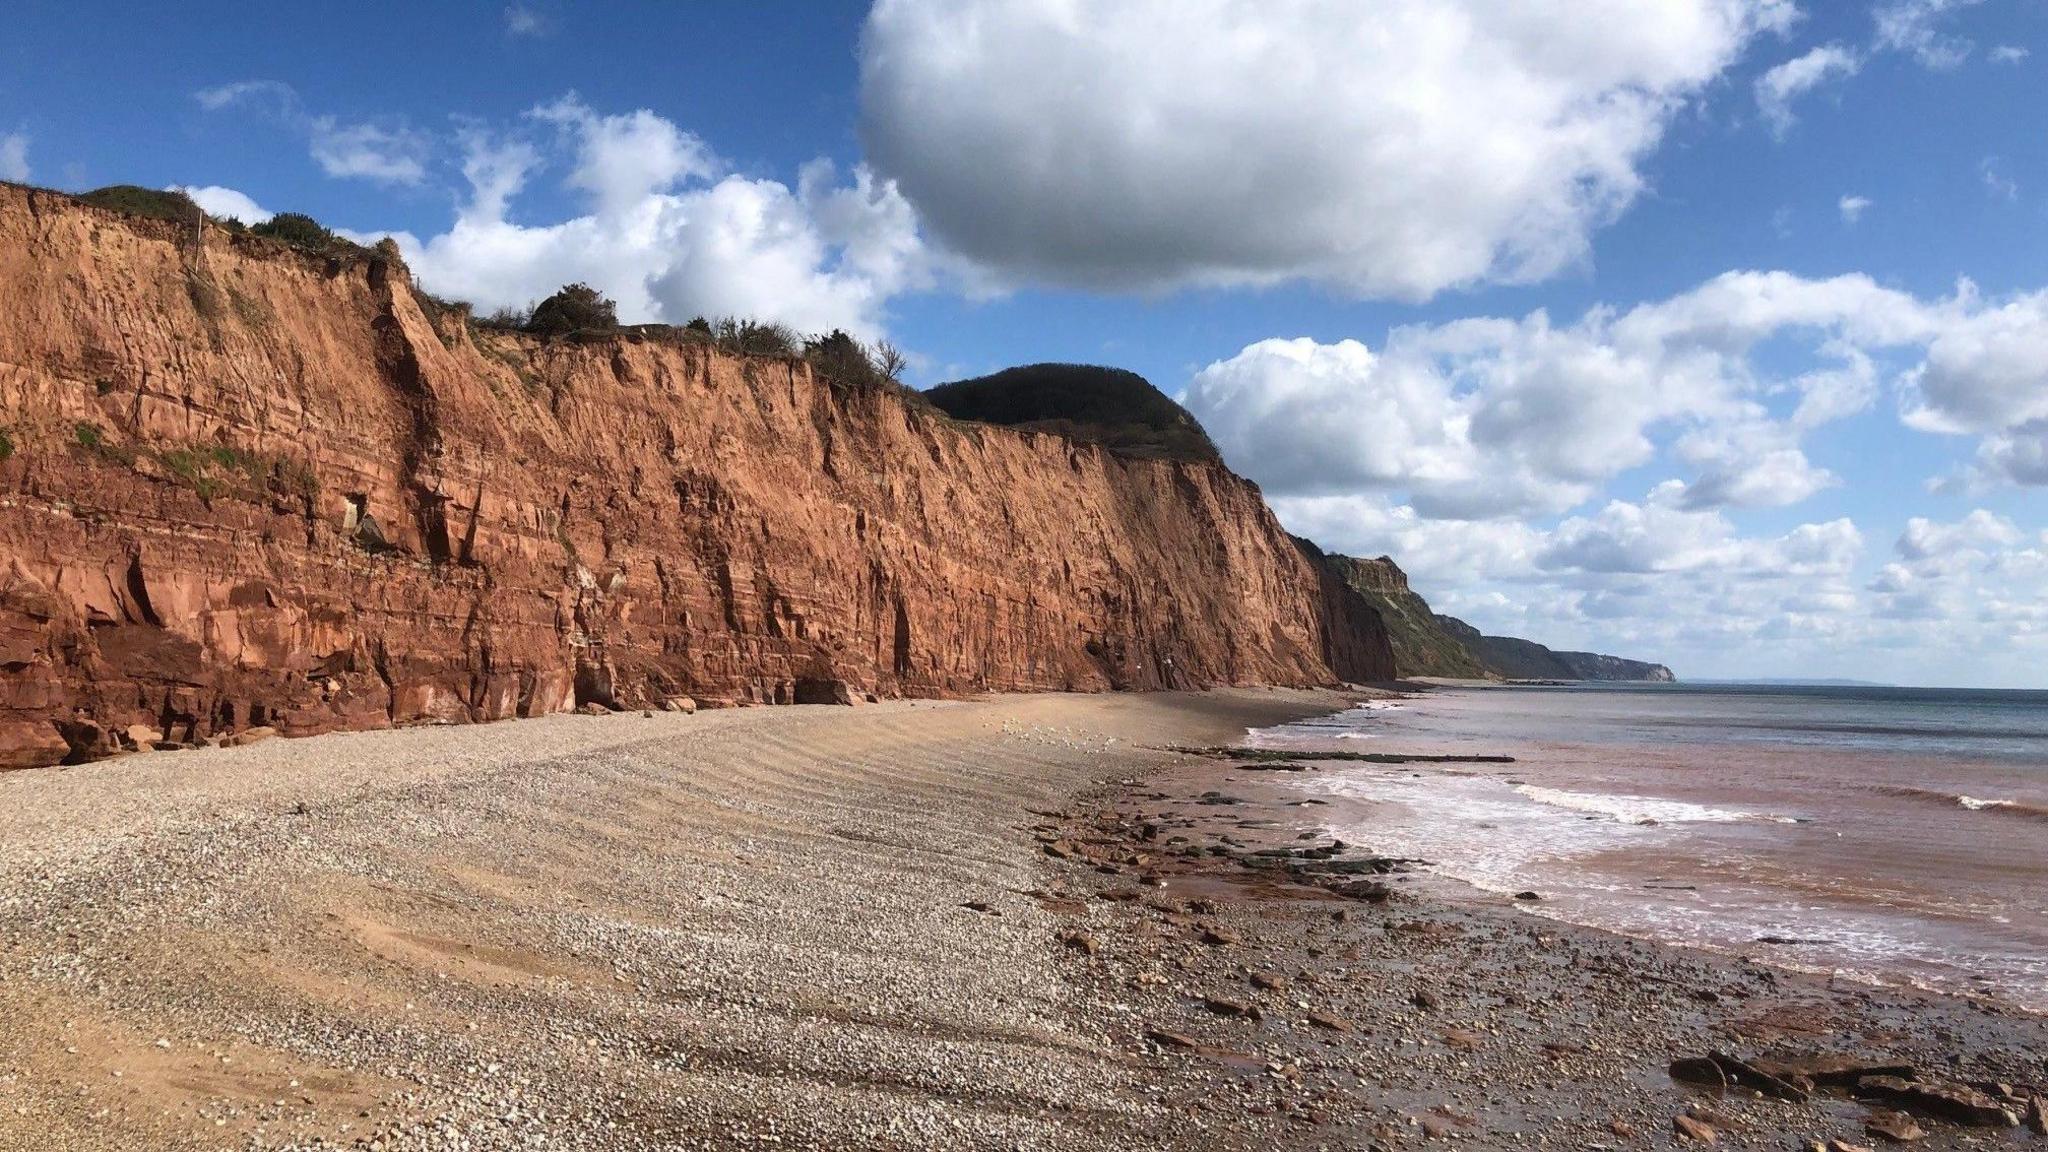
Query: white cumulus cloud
[
  {"left": 1874, "top": 0, "right": 1984, "bottom": 69},
  {"left": 1870, "top": 511, "right": 2047, "bottom": 640},
  {"left": 1755, "top": 44, "right": 1861, "bottom": 137},
  {"left": 308, "top": 118, "right": 429, "bottom": 185},
  {"left": 170, "top": 185, "right": 272, "bottom": 223},
  {"left": 1184, "top": 271, "right": 1936, "bottom": 520},
  {"left": 365, "top": 97, "right": 930, "bottom": 339},
  {"left": 859, "top": 0, "right": 1794, "bottom": 300},
  {"left": 1267, "top": 487, "right": 1876, "bottom": 679},
  {"left": 1838, "top": 194, "right": 1871, "bottom": 224},
  {"left": 1188, "top": 270, "right": 2048, "bottom": 524},
  {"left": 196, "top": 80, "right": 429, "bottom": 187}
]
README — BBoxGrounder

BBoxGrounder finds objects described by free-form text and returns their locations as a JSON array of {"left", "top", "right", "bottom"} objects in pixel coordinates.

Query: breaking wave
[
  {"left": 1878, "top": 785, "right": 2048, "bottom": 824},
  {"left": 1513, "top": 785, "right": 1798, "bottom": 826}
]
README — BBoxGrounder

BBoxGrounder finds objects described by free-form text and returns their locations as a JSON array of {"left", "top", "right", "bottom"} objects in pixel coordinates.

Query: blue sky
[{"left": 4, "top": 1, "right": 2046, "bottom": 686}]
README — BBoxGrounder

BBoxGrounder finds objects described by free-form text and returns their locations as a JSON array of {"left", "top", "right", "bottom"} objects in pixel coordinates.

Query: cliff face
[
  {"left": 0, "top": 184, "right": 1392, "bottom": 768},
  {"left": 1434, "top": 615, "right": 1675, "bottom": 683},
  {"left": 1545, "top": 650, "right": 1675, "bottom": 683},
  {"left": 1310, "top": 551, "right": 1493, "bottom": 680},
  {"left": 1316, "top": 552, "right": 1674, "bottom": 683}
]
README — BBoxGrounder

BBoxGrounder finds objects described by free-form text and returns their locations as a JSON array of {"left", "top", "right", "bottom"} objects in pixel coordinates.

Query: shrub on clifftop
[
  {"left": 79, "top": 185, "right": 202, "bottom": 225},
  {"left": 250, "top": 212, "right": 336, "bottom": 251},
  {"left": 710, "top": 317, "right": 800, "bottom": 358},
  {"left": 803, "top": 329, "right": 907, "bottom": 389},
  {"left": 526, "top": 283, "right": 619, "bottom": 337}
]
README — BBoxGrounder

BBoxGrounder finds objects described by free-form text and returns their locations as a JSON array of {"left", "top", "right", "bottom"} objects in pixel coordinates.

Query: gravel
[{"left": 0, "top": 690, "right": 1340, "bottom": 1151}]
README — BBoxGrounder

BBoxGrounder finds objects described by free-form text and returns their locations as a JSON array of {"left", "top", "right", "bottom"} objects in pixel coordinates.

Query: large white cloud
[
  {"left": 1185, "top": 271, "right": 2048, "bottom": 524},
  {"left": 1207, "top": 266, "right": 2048, "bottom": 681},
  {"left": 1871, "top": 511, "right": 2047, "bottom": 642},
  {"left": 348, "top": 98, "right": 929, "bottom": 339},
  {"left": 858, "top": 0, "right": 1795, "bottom": 299},
  {"left": 1269, "top": 487, "right": 1876, "bottom": 677},
  {"left": 1537, "top": 484, "right": 1862, "bottom": 576}
]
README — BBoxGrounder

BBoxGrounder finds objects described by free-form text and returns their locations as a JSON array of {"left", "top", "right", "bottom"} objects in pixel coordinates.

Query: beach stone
[
  {"left": 1249, "top": 971, "right": 1286, "bottom": 992},
  {"left": 1863, "top": 1109, "right": 1925, "bottom": 1142},
  {"left": 1443, "top": 1029, "right": 1484, "bottom": 1052},
  {"left": 1145, "top": 1029, "right": 1199, "bottom": 1051},
  {"left": 1201, "top": 995, "right": 1257, "bottom": 1019},
  {"left": 1306, "top": 1010, "right": 1352, "bottom": 1032},
  {"left": 1332, "top": 879, "right": 1393, "bottom": 903},
  {"left": 1672, "top": 1113, "right": 1717, "bottom": 1143},
  {"left": 227, "top": 726, "right": 276, "bottom": 747},
  {"left": 1670, "top": 1056, "right": 1729, "bottom": 1091},
  {"left": 1708, "top": 1051, "right": 1810, "bottom": 1101},
  {"left": 1199, "top": 926, "right": 1241, "bottom": 947},
  {"left": 123, "top": 723, "right": 164, "bottom": 749},
  {"left": 1513, "top": 890, "right": 1541, "bottom": 901},
  {"left": 2024, "top": 1095, "right": 2046, "bottom": 1135},
  {"left": 1855, "top": 1076, "right": 2019, "bottom": 1127},
  {"left": 1307, "top": 855, "right": 1419, "bottom": 875},
  {"left": 1752, "top": 1053, "right": 1915, "bottom": 1088},
  {"left": 1411, "top": 988, "right": 1439, "bottom": 1010},
  {"left": 1058, "top": 930, "right": 1097, "bottom": 956},
  {"left": 1686, "top": 1103, "right": 1738, "bottom": 1131}
]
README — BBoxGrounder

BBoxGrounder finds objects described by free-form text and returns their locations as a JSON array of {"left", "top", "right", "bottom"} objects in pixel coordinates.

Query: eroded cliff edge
[{"left": 0, "top": 184, "right": 1392, "bottom": 767}]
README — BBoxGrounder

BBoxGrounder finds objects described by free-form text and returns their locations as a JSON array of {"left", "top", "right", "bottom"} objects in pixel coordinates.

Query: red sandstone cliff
[{"left": 0, "top": 184, "right": 1391, "bottom": 768}]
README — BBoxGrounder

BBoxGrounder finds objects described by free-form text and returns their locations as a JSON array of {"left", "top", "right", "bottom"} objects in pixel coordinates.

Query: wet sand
[{"left": 1, "top": 690, "right": 2043, "bottom": 1150}]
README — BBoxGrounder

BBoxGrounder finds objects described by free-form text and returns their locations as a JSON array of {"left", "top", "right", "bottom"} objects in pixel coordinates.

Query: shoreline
[
  {"left": 1255, "top": 685, "right": 2048, "bottom": 1018},
  {"left": 1058, "top": 694, "right": 2048, "bottom": 1148},
  {"left": 1, "top": 689, "right": 2042, "bottom": 1150}
]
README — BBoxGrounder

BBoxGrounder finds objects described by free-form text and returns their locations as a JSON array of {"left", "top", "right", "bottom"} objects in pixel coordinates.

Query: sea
[{"left": 1246, "top": 683, "right": 2048, "bottom": 1011}]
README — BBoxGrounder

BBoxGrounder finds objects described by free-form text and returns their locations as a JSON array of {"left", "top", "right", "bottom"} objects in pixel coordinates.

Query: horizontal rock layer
[{"left": 0, "top": 184, "right": 1391, "bottom": 767}]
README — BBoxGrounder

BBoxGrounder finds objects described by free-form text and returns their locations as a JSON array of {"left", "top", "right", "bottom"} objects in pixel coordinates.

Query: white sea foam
[{"left": 1511, "top": 784, "right": 1793, "bottom": 826}]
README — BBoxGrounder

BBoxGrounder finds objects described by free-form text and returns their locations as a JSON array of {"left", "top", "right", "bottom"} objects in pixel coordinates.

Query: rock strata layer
[{"left": 0, "top": 183, "right": 1391, "bottom": 767}]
